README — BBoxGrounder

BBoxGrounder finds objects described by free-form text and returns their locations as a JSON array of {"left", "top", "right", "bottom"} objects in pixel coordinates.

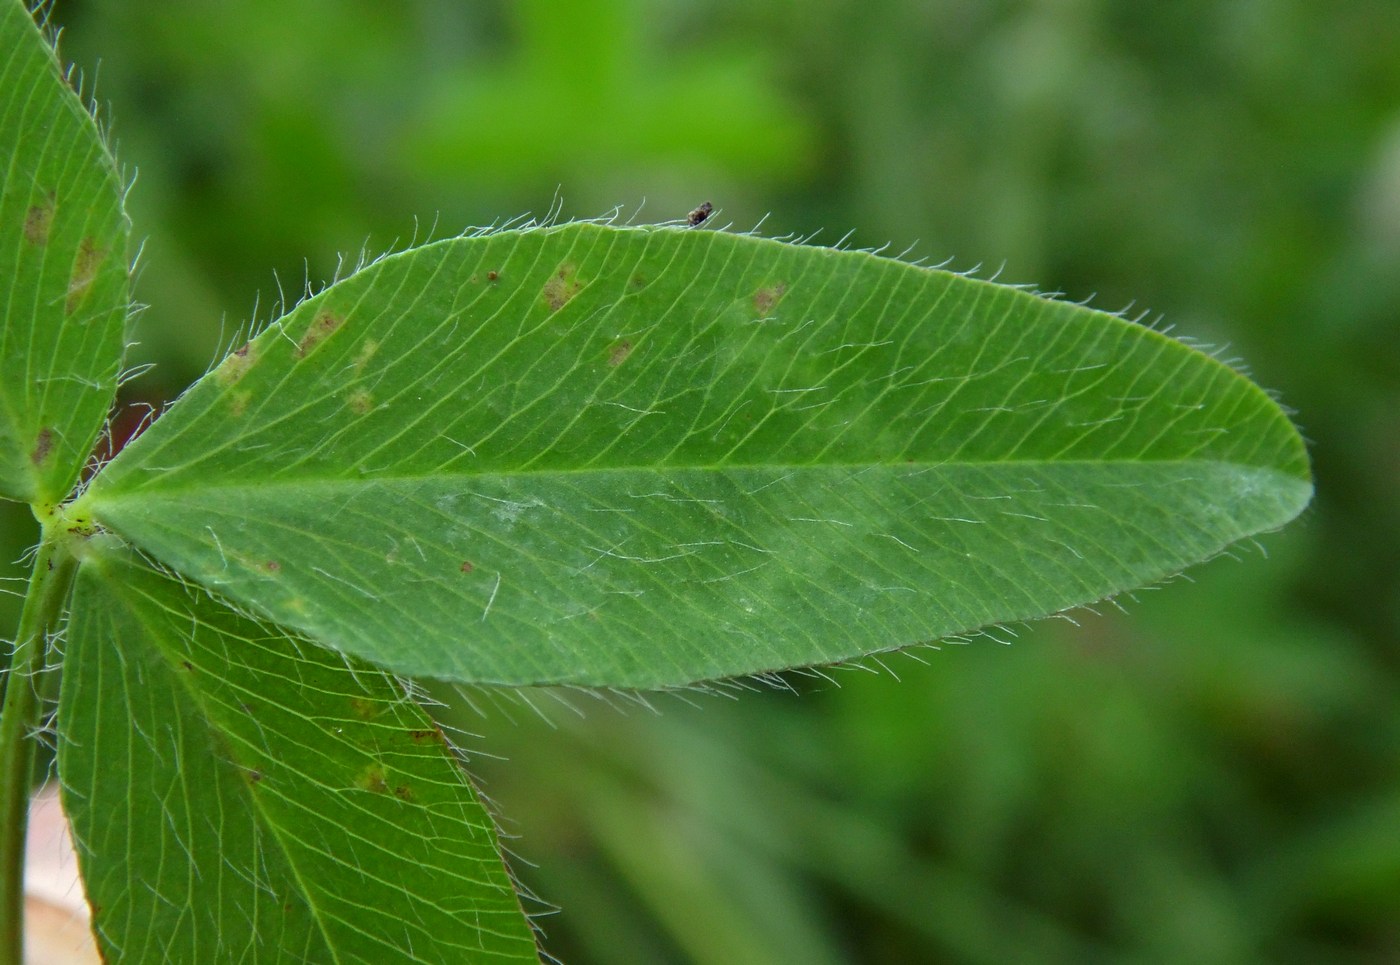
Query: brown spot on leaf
[
  {"left": 265, "top": 560, "right": 281, "bottom": 573},
  {"left": 66, "top": 238, "right": 104, "bottom": 314},
  {"left": 181, "top": 661, "right": 195, "bottom": 672},
  {"left": 247, "top": 769, "right": 264, "bottom": 784},
  {"left": 215, "top": 342, "right": 257, "bottom": 387},
  {"left": 753, "top": 283, "right": 787, "bottom": 316},
  {"left": 487, "top": 270, "right": 499, "bottom": 282},
  {"left": 542, "top": 263, "right": 583, "bottom": 312},
  {"left": 24, "top": 197, "right": 54, "bottom": 245},
  {"left": 65, "top": 515, "right": 96, "bottom": 538},
  {"left": 459, "top": 560, "right": 474, "bottom": 574},
  {"left": 628, "top": 274, "right": 647, "bottom": 292},
  {"left": 356, "top": 764, "right": 389, "bottom": 793},
  {"left": 607, "top": 340, "right": 633, "bottom": 367},
  {"left": 392, "top": 785, "right": 414, "bottom": 802},
  {"left": 407, "top": 728, "right": 444, "bottom": 744},
  {"left": 347, "top": 388, "right": 373, "bottom": 415},
  {"left": 296, "top": 311, "right": 344, "bottom": 357},
  {"left": 351, "top": 339, "right": 379, "bottom": 376},
  {"left": 30, "top": 428, "right": 53, "bottom": 466}
]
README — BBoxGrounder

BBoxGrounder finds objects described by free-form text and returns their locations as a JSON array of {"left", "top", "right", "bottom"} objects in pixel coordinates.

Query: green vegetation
[{"left": 5, "top": 0, "right": 1393, "bottom": 961}]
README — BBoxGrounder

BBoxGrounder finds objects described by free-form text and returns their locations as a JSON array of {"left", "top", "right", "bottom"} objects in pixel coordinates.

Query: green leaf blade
[
  {"left": 59, "top": 551, "right": 539, "bottom": 962},
  {"left": 0, "top": 3, "right": 129, "bottom": 503},
  {"left": 81, "top": 224, "right": 1311, "bottom": 688}
]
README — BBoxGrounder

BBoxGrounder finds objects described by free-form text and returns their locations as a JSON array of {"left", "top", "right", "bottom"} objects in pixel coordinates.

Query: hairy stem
[{"left": 0, "top": 525, "right": 78, "bottom": 965}]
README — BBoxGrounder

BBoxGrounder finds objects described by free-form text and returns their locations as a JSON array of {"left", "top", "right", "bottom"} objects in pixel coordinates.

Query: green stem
[{"left": 0, "top": 525, "right": 78, "bottom": 965}]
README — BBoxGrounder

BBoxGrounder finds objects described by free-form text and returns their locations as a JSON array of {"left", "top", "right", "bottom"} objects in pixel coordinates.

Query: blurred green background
[{"left": 6, "top": 0, "right": 1398, "bottom": 961}]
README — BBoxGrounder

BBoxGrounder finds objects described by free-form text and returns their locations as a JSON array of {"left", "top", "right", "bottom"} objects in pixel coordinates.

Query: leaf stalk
[{"left": 0, "top": 520, "right": 79, "bottom": 965}]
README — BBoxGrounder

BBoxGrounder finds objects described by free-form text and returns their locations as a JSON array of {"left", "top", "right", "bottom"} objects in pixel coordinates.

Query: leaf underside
[
  {"left": 82, "top": 224, "right": 1311, "bottom": 688},
  {"left": 58, "top": 550, "right": 539, "bottom": 963},
  {"left": 0, "top": 2, "right": 128, "bottom": 504}
]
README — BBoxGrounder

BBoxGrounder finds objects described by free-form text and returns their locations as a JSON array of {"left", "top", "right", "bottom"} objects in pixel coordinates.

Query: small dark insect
[{"left": 687, "top": 201, "right": 713, "bottom": 227}]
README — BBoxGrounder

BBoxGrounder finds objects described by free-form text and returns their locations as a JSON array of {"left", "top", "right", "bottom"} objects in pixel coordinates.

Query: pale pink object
[{"left": 23, "top": 786, "right": 98, "bottom": 965}]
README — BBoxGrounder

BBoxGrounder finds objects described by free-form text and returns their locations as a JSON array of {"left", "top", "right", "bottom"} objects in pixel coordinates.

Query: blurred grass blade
[
  {"left": 79, "top": 224, "right": 1311, "bottom": 688},
  {"left": 58, "top": 549, "right": 539, "bottom": 962},
  {"left": 0, "top": 2, "right": 128, "bottom": 503}
]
